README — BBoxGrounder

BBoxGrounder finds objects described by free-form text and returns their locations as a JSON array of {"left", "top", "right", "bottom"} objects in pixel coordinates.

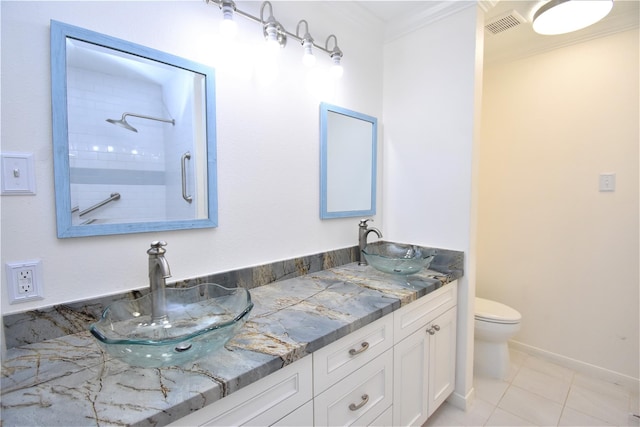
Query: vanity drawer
[
  {"left": 313, "top": 314, "right": 393, "bottom": 395},
  {"left": 170, "top": 356, "right": 312, "bottom": 427},
  {"left": 314, "top": 349, "right": 393, "bottom": 427},
  {"left": 394, "top": 281, "right": 457, "bottom": 343}
]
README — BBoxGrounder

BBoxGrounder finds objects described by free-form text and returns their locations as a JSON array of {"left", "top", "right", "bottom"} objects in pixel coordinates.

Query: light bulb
[
  {"left": 220, "top": 2, "right": 238, "bottom": 38},
  {"left": 330, "top": 55, "right": 343, "bottom": 79},
  {"left": 302, "top": 40, "right": 316, "bottom": 67},
  {"left": 220, "top": 19, "right": 238, "bottom": 38},
  {"left": 264, "top": 23, "right": 281, "bottom": 54}
]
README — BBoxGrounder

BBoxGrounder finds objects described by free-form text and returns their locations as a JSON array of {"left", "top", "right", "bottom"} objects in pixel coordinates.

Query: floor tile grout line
[
  {"left": 555, "top": 370, "right": 576, "bottom": 426},
  {"left": 436, "top": 348, "right": 637, "bottom": 427}
]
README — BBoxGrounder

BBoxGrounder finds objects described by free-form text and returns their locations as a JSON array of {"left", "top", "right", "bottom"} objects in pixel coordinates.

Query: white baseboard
[
  {"left": 509, "top": 340, "right": 640, "bottom": 392},
  {"left": 446, "top": 387, "right": 475, "bottom": 411}
]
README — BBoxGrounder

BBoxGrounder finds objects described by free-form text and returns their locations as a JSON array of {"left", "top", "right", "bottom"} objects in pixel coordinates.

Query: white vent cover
[{"left": 485, "top": 10, "right": 527, "bottom": 35}]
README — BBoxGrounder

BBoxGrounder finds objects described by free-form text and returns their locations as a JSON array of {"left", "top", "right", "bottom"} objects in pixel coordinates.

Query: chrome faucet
[
  {"left": 358, "top": 219, "right": 383, "bottom": 266},
  {"left": 147, "top": 241, "right": 172, "bottom": 323}
]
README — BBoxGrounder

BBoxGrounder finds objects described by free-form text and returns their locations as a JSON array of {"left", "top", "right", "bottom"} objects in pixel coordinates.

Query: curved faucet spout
[
  {"left": 358, "top": 219, "right": 383, "bottom": 266},
  {"left": 366, "top": 227, "right": 383, "bottom": 239}
]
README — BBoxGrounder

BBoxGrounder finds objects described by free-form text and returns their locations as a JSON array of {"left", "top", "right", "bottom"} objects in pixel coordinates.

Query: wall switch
[
  {"left": 6, "top": 260, "right": 44, "bottom": 304},
  {"left": 599, "top": 173, "right": 616, "bottom": 192},
  {"left": 1, "top": 152, "right": 36, "bottom": 195}
]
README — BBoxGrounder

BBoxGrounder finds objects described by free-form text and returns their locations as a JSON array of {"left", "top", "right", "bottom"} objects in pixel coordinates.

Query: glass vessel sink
[
  {"left": 362, "top": 243, "right": 436, "bottom": 275},
  {"left": 90, "top": 283, "right": 253, "bottom": 368}
]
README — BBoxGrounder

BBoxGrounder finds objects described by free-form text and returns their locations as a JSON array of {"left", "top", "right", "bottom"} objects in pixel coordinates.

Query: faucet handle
[
  {"left": 148, "top": 241, "right": 167, "bottom": 255},
  {"left": 359, "top": 219, "right": 373, "bottom": 227}
]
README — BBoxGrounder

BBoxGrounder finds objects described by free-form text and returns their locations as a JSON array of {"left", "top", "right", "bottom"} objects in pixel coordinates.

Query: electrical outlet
[
  {"left": 6, "top": 260, "right": 43, "bottom": 304},
  {"left": 17, "top": 269, "right": 34, "bottom": 294}
]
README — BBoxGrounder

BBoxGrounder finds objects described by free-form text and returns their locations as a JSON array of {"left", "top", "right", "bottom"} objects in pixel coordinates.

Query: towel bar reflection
[
  {"left": 181, "top": 151, "right": 193, "bottom": 203},
  {"left": 79, "top": 192, "right": 121, "bottom": 217}
]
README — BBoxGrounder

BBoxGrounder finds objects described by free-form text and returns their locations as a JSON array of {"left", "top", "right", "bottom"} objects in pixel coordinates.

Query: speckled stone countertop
[{"left": 1, "top": 254, "right": 462, "bottom": 426}]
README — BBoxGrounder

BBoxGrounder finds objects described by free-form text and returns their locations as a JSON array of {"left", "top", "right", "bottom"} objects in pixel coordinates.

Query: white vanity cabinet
[
  {"left": 171, "top": 281, "right": 458, "bottom": 427},
  {"left": 392, "top": 284, "right": 457, "bottom": 427}
]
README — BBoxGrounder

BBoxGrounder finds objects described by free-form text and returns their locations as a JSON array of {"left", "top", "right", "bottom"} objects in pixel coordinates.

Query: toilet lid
[{"left": 475, "top": 297, "right": 521, "bottom": 323}]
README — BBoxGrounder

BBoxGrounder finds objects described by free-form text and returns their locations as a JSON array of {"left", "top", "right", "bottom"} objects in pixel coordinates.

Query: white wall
[
  {"left": 0, "top": 1, "right": 384, "bottom": 314},
  {"left": 383, "top": 4, "right": 484, "bottom": 408},
  {"left": 478, "top": 29, "right": 639, "bottom": 381}
]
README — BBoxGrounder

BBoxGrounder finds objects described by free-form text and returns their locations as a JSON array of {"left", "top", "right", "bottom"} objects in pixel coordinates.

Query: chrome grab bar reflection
[
  {"left": 79, "top": 192, "right": 121, "bottom": 217},
  {"left": 181, "top": 151, "right": 193, "bottom": 203}
]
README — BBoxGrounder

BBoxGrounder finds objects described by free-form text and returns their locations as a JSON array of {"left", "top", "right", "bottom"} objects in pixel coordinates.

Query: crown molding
[{"left": 383, "top": 1, "right": 479, "bottom": 42}]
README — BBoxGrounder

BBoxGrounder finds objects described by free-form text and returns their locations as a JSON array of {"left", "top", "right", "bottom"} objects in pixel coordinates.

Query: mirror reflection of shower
[{"left": 106, "top": 112, "right": 175, "bottom": 133}]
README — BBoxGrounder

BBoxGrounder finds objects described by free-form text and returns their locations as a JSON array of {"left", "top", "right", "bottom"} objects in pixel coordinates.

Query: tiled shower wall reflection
[{"left": 67, "top": 65, "right": 174, "bottom": 223}]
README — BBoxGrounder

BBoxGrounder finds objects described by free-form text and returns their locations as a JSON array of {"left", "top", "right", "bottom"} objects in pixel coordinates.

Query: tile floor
[{"left": 425, "top": 348, "right": 640, "bottom": 426}]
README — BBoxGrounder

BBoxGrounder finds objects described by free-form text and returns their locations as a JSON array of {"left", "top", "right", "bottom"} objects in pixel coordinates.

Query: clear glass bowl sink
[
  {"left": 362, "top": 243, "right": 436, "bottom": 276},
  {"left": 90, "top": 283, "right": 253, "bottom": 368}
]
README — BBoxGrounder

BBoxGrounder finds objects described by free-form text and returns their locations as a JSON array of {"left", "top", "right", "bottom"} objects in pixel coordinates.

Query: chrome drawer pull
[
  {"left": 349, "top": 394, "right": 369, "bottom": 411},
  {"left": 426, "top": 327, "right": 436, "bottom": 335},
  {"left": 433, "top": 324, "right": 441, "bottom": 331},
  {"left": 349, "top": 342, "right": 369, "bottom": 356}
]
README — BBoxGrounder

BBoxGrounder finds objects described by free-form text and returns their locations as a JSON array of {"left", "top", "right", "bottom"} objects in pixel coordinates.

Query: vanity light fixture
[
  {"left": 106, "top": 112, "right": 175, "bottom": 133},
  {"left": 219, "top": 0, "right": 238, "bottom": 38},
  {"left": 532, "top": 0, "right": 613, "bottom": 35},
  {"left": 326, "top": 34, "right": 343, "bottom": 79},
  {"left": 296, "top": 20, "right": 316, "bottom": 67},
  {"left": 204, "top": 0, "right": 344, "bottom": 78},
  {"left": 261, "top": 1, "right": 286, "bottom": 51}
]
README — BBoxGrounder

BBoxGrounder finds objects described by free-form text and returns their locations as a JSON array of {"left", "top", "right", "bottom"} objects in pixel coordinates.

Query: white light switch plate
[
  {"left": 1, "top": 152, "right": 36, "bottom": 195},
  {"left": 599, "top": 173, "right": 616, "bottom": 192}
]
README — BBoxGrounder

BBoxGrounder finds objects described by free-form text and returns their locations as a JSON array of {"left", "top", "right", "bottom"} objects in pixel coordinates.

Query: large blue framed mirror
[
  {"left": 51, "top": 20, "right": 217, "bottom": 238},
  {"left": 320, "top": 103, "right": 377, "bottom": 219}
]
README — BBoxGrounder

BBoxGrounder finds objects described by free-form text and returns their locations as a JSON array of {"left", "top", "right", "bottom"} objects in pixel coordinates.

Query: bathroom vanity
[
  {"left": 1, "top": 248, "right": 463, "bottom": 426},
  {"left": 172, "top": 281, "right": 457, "bottom": 427}
]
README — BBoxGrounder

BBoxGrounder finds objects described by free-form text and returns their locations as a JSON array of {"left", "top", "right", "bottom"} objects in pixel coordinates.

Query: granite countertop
[{"left": 1, "top": 260, "right": 462, "bottom": 426}]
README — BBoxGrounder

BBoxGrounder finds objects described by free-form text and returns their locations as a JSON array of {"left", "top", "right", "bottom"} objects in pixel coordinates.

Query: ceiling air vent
[{"left": 485, "top": 10, "right": 526, "bottom": 35}]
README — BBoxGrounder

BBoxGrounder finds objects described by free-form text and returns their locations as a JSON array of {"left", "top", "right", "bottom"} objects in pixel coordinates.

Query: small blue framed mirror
[
  {"left": 320, "top": 103, "right": 377, "bottom": 219},
  {"left": 51, "top": 21, "right": 218, "bottom": 238}
]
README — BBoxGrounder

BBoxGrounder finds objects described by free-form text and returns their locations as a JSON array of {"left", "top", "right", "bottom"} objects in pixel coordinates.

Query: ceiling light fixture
[
  {"left": 532, "top": 0, "right": 613, "bottom": 35},
  {"left": 205, "top": 0, "right": 344, "bottom": 78}
]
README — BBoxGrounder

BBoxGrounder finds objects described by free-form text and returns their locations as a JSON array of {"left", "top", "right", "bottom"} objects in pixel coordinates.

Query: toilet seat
[{"left": 475, "top": 297, "right": 521, "bottom": 324}]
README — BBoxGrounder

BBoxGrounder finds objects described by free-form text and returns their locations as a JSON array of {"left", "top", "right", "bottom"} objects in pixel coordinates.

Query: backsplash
[{"left": 2, "top": 243, "right": 463, "bottom": 349}]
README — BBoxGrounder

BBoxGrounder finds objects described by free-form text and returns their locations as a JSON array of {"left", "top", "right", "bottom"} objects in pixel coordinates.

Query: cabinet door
[
  {"left": 392, "top": 327, "right": 429, "bottom": 427},
  {"left": 428, "top": 307, "right": 457, "bottom": 416}
]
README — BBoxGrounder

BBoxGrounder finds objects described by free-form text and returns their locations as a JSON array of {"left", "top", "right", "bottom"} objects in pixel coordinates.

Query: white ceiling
[{"left": 354, "top": 0, "right": 640, "bottom": 64}]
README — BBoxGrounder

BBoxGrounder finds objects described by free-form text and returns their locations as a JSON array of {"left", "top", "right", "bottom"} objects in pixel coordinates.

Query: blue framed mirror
[
  {"left": 50, "top": 21, "right": 218, "bottom": 238},
  {"left": 320, "top": 103, "right": 377, "bottom": 219}
]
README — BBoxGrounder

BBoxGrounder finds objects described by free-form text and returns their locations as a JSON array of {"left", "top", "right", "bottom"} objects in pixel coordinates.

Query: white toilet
[{"left": 474, "top": 297, "right": 522, "bottom": 380}]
